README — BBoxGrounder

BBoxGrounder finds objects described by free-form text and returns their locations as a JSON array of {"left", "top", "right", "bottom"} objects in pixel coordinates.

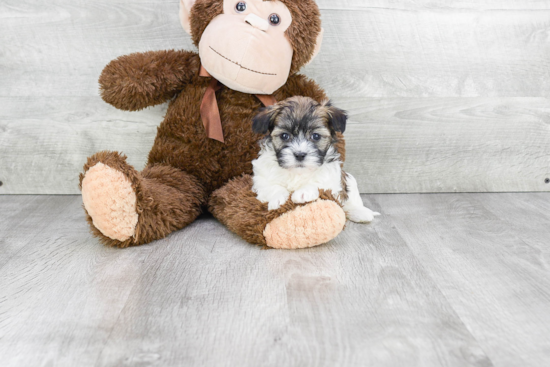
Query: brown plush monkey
[{"left": 79, "top": 0, "right": 347, "bottom": 249}]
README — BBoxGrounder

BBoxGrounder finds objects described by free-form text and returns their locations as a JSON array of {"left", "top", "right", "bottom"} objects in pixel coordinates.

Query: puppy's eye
[
  {"left": 311, "top": 133, "right": 321, "bottom": 141},
  {"left": 281, "top": 133, "right": 290, "bottom": 141},
  {"left": 235, "top": 1, "right": 246, "bottom": 13},
  {"left": 269, "top": 13, "right": 280, "bottom": 25}
]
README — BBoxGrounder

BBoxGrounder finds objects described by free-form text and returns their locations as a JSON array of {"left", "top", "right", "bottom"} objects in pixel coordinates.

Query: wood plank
[
  {"left": 308, "top": 7, "right": 550, "bottom": 98},
  {"left": 0, "top": 195, "right": 494, "bottom": 367},
  {"left": 340, "top": 97, "right": 550, "bottom": 193},
  {"left": 0, "top": 97, "right": 161, "bottom": 194},
  {"left": 95, "top": 209, "right": 492, "bottom": 367},
  {"left": 0, "top": 196, "right": 76, "bottom": 269},
  {"left": 0, "top": 195, "right": 155, "bottom": 367},
  {"left": 0, "top": 0, "right": 194, "bottom": 97},
  {"left": 317, "top": 0, "right": 550, "bottom": 10},
  {"left": 375, "top": 193, "right": 550, "bottom": 367},
  {"left": 2, "top": 96, "right": 548, "bottom": 194},
  {"left": 1, "top": 1, "right": 549, "bottom": 98}
]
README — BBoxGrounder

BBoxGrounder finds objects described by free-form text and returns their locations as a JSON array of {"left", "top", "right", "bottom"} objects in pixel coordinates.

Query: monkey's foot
[
  {"left": 209, "top": 175, "right": 347, "bottom": 249},
  {"left": 80, "top": 152, "right": 140, "bottom": 244},
  {"left": 263, "top": 200, "right": 346, "bottom": 249}
]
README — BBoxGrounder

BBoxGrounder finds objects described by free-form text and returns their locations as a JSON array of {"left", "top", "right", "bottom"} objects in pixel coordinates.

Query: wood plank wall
[{"left": 1, "top": 0, "right": 549, "bottom": 194}]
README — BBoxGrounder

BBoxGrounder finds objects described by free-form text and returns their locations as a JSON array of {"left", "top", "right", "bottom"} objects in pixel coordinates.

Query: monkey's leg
[
  {"left": 79, "top": 151, "right": 206, "bottom": 247},
  {"left": 208, "top": 175, "right": 346, "bottom": 249}
]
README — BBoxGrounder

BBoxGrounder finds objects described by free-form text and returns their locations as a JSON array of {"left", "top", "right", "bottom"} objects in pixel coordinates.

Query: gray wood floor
[{"left": 0, "top": 193, "right": 549, "bottom": 367}]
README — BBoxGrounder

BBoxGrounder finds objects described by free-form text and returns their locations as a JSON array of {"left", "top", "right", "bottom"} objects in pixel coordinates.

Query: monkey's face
[{"left": 198, "top": 0, "right": 294, "bottom": 94}]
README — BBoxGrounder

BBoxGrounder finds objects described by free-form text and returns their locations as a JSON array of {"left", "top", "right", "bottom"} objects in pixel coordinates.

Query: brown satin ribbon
[
  {"left": 255, "top": 94, "right": 277, "bottom": 107},
  {"left": 199, "top": 65, "right": 277, "bottom": 143}
]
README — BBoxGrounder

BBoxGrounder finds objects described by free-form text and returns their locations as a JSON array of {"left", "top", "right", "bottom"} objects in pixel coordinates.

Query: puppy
[{"left": 251, "top": 96, "right": 380, "bottom": 223}]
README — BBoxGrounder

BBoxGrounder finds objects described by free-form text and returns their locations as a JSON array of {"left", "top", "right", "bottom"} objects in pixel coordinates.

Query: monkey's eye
[
  {"left": 311, "top": 133, "right": 321, "bottom": 141},
  {"left": 235, "top": 1, "right": 246, "bottom": 13},
  {"left": 281, "top": 133, "right": 290, "bottom": 141},
  {"left": 269, "top": 13, "right": 280, "bottom": 25}
]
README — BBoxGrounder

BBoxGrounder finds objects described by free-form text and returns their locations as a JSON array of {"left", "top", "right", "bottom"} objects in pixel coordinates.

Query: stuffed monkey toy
[{"left": 79, "top": 0, "right": 347, "bottom": 249}]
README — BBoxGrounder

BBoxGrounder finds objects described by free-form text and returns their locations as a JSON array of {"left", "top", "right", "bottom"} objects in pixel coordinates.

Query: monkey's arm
[{"left": 99, "top": 50, "right": 200, "bottom": 111}]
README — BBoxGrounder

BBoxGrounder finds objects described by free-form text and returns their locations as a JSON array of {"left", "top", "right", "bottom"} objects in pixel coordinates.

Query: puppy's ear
[
  {"left": 252, "top": 106, "right": 279, "bottom": 134},
  {"left": 323, "top": 100, "right": 347, "bottom": 133}
]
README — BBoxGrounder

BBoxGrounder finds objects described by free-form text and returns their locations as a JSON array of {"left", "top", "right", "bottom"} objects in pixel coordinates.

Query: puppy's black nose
[{"left": 294, "top": 152, "right": 307, "bottom": 161}]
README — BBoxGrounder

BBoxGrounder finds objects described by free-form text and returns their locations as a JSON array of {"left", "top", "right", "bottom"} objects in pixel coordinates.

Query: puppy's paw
[
  {"left": 291, "top": 186, "right": 320, "bottom": 204},
  {"left": 267, "top": 189, "right": 290, "bottom": 211},
  {"left": 346, "top": 206, "right": 380, "bottom": 223}
]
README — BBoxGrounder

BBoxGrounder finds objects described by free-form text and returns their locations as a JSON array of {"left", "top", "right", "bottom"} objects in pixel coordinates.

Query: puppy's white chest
[
  {"left": 282, "top": 165, "right": 342, "bottom": 193},
  {"left": 252, "top": 149, "right": 343, "bottom": 195}
]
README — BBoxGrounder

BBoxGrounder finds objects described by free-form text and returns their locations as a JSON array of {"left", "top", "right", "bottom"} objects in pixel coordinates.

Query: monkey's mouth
[{"left": 209, "top": 46, "right": 276, "bottom": 76}]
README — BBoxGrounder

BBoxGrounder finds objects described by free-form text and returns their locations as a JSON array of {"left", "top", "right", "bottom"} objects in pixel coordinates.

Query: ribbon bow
[{"left": 199, "top": 65, "right": 277, "bottom": 143}]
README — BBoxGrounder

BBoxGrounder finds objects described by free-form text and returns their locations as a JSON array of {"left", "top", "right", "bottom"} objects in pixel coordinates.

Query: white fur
[{"left": 252, "top": 142, "right": 380, "bottom": 222}]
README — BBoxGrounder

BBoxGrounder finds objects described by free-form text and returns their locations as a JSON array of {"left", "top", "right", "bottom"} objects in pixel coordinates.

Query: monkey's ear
[
  {"left": 179, "top": 0, "right": 196, "bottom": 35},
  {"left": 324, "top": 100, "right": 347, "bottom": 133},
  {"left": 306, "top": 28, "right": 324, "bottom": 66},
  {"left": 252, "top": 106, "right": 278, "bottom": 134}
]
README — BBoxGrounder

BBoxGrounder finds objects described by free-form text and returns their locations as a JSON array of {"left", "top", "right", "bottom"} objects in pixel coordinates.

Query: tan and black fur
[{"left": 252, "top": 97, "right": 347, "bottom": 169}]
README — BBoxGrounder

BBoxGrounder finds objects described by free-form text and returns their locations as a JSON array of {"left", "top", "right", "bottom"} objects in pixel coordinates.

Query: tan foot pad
[
  {"left": 263, "top": 200, "right": 346, "bottom": 249},
  {"left": 81, "top": 163, "right": 138, "bottom": 241}
]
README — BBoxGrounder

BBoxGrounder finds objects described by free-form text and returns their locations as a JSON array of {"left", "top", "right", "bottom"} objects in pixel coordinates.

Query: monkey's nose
[
  {"left": 294, "top": 152, "right": 307, "bottom": 162},
  {"left": 244, "top": 13, "right": 269, "bottom": 32}
]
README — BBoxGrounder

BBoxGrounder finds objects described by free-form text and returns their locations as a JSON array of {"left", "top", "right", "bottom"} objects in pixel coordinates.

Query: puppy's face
[{"left": 252, "top": 96, "right": 347, "bottom": 169}]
